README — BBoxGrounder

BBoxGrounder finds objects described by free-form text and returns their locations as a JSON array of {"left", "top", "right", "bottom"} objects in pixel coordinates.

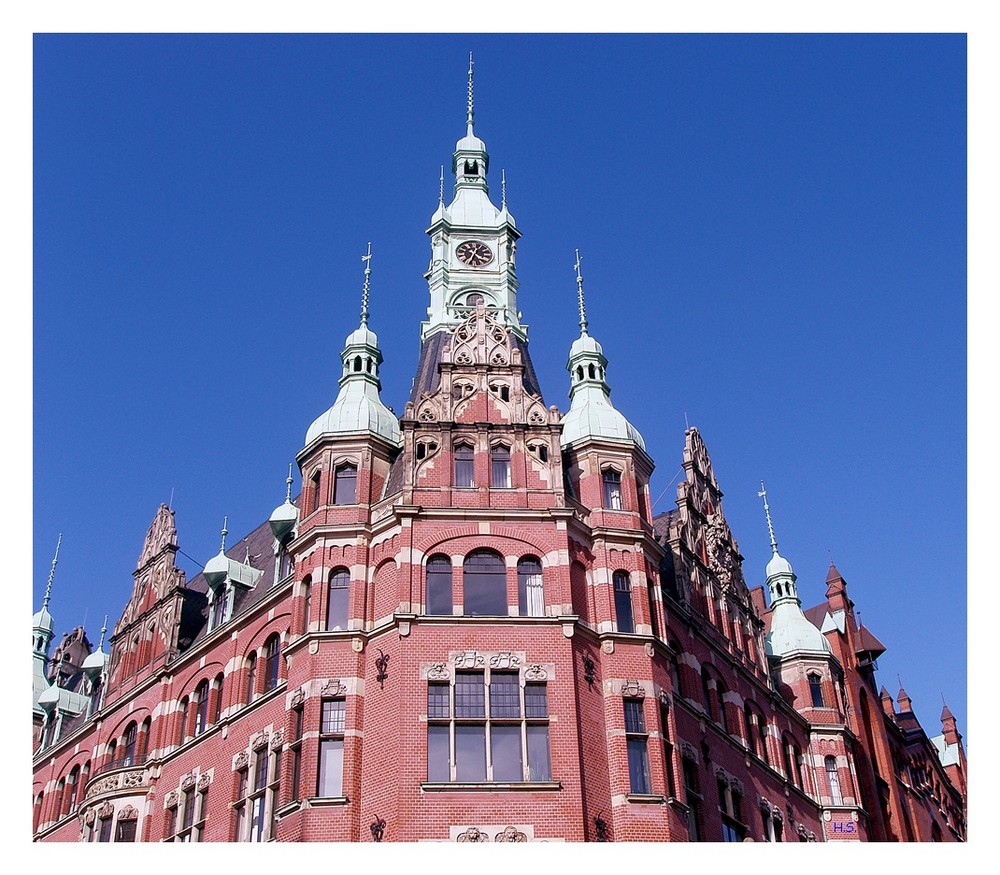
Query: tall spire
[
  {"left": 219, "top": 516, "right": 229, "bottom": 553},
  {"left": 285, "top": 463, "right": 294, "bottom": 502},
  {"left": 97, "top": 615, "right": 108, "bottom": 650},
  {"left": 439, "top": 165, "right": 445, "bottom": 206},
  {"left": 270, "top": 463, "right": 300, "bottom": 541},
  {"left": 574, "top": 248, "right": 589, "bottom": 336},
  {"left": 42, "top": 533, "right": 62, "bottom": 612},
  {"left": 501, "top": 169, "right": 507, "bottom": 210},
  {"left": 758, "top": 482, "right": 778, "bottom": 554},
  {"left": 466, "top": 51, "right": 475, "bottom": 133},
  {"left": 360, "top": 241, "right": 372, "bottom": 326}
]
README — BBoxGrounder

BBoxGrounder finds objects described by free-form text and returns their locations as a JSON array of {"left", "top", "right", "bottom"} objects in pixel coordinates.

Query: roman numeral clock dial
[{"left": 456, "top": 240, "right": 493, "bottom": 267}]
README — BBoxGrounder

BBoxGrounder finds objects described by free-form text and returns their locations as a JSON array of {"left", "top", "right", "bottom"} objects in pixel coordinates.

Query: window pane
[
  {"left": 115, "top": 819, "right": 137, "bottom": 842},
  {"left": 517, "top": 559, "right": 543, "bottom": 617},
  {"left": 455, "top": 726, "right": 486, "bottom": 782},
  {"left": 525, "top": 683, "right": 548, "bottom": 718},
  {"left": 603, "top": 470, "right": 623, "bottom": 509},
  {"left": 327, "top": 571, "right": 350, "bottom": 631},
  {"left": 254, "top": 749, "right": 269, "bottom": 791},
  {"left": 428, "top": 725, "right": 450, "bottom": 782},
  {"left": 614, "top": 572, "right": 634, "bottom": 633},
  {"left": 627, "top": 737, "right": 651, "bottom": 794},
  {"left": 454, "top": 445, "right": 475, "bottom": 487},
  {"left": 318, "top": 739, "right": 344, "bottom": 797},
  {"left": 426, "top": 558, "right": 453, "bottom": 615},
  {"left": 455, "top": 672, "right": 485, "bottom": 718},
  {"left": 428, "top": 683, "right": 450, "bottom": 718},
  {"left": 250, "top": 795, "right": 266, "bottom": 842},
  {"left": 464, "top": 551, "right": 507, "bottom": 616},
  {"left": 527, "top": 725, "right": 551, "bottom": 781},
  {"left": 333, "top": 464, "right": 357, "bottom": 505},
  {"left": 490, "top": 673, "right": 520, "bottom": 718},
  {"left": 624, "top": 699, "right": 646, "bottom": 733},
  {"left": 491, "top": 724, "right": 523, "bottom": 782},
  {"left": 491, "top": 448, "right": 511, "bottom": 488},
  {"left": 322, "top": 699, "right": 346, "bottom": 733}
]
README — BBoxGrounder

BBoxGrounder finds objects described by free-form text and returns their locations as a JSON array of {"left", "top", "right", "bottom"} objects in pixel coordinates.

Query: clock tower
[{"left": 423, "top": 53, "right": 523, "bottom": 340}]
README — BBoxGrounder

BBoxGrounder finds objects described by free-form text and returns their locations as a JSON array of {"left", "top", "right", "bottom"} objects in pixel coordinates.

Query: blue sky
[{"left": 31, "top": 34, "right": 967, "bottom": 744}]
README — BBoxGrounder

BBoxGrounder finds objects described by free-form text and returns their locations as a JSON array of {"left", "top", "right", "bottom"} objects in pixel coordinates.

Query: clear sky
[{"left": 32, "top": 34, "right": 967, "bottom": 745}]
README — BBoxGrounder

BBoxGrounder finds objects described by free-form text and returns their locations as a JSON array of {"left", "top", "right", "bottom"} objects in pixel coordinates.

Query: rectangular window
[
  {"left": 427, "top": 672, "right": 551, "bottom": 784},
  {"left": 115, "top": 819, "right": 137, "bottom": 842},
  {"left": 318, "top": 699, "right": 346, "bottom": 798},
  {"left": 683, "top": 758, "right": 702, "bottom": 842},
  {"left": 454, "top": 445, "right": 475, "bottom": 488},
  {"left": 490, "top": 446, "right": 511, "bottom": 488},
  {"left": 624, "top": 698, "right": 650, "bottom": 794},
  {"left": 613, "top": 572, "right": 635, "bottom": 633},
  {"left": 602, "top": 469, "right": 623, "bottom": 509},
  {"left": 718, "top": 777, "right": 745, "bottom": 842},
  {"left": 98, "top": 816, "right": 113, "bottom": 842},
  {"left": 289, "top": 706, "right": 304, "bottom": 802},
  {"left": 333, "top": 464, "right": 358, "bottom": 505},
  {"left": 660, "top": 704, "right": 677, "bottom": 798}
]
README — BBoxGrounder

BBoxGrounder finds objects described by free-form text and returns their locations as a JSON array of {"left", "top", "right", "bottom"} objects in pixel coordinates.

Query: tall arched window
[
  {"left": 613, "top": 570, "right": 634, "bottom": 633},
  {"left": 602, "top": 468, "right": 623, "bottom": 509},
  {"left": 490, "top": 445, "right": 511, "bottom": 488},
  {"left": 66, "top": 766, "right": 79, "bottom": 816},
  {"left": 426, "top": 555, "right": 453, "bottom": 616},
  {"left": 138, "top": 718, "right": 151, "bottom": 761},
  {"left": 245, "top": 653, "right": 258, "bottom": 704},
  {"left": 213, "top": 674, "right": 225, "bottom": 723},
  {"left": 264, "top": 634, "right": 281, "bottom": 692},
  {"left": 122, "top": 722, "right": 137, "bottom": 766},
  {"left": 333, "top": 463, "right": 358, "bottom": 505},
  {"left": 463, "top": 550, "right": 507, "bottom": 616},
  {"left": 302, "top": 575, "right": 312, "bottom": 632},
  {"left": 808, "top": 673, "right": 824, "bottom": 708},
  {"left": 825, "top": 755, "right": 843, "bottom": 805},
  {"left": 327, "top": 568, "right": 350, "bottom": 631},
  {"left": 194, "top": 679, "right": 210, "bottom": 735},
  {"left": 310, "top": 470, "right": 322, "bottom": 513},
  {"left": 454, "top": 443, "right": 475, "bottom": 488},
  {"left": 517, "top": 557, "right": 544, "bottom": 617}
]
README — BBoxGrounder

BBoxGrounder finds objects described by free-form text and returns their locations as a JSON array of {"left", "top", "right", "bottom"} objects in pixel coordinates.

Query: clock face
[{"left": 456, "top": 240, "right": 493, "bottom": 267}]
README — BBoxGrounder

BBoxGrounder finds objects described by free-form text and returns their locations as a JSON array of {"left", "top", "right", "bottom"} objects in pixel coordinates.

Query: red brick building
[{"left": 31, "top": 74, "right": 966, "bottom": 844}]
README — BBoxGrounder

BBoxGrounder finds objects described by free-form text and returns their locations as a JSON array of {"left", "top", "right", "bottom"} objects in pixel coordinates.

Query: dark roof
[
  {"left": 803, "top": 603, "right": 828, "bottom": 630},
  {"left": 184, "top": 512, "right": 288, "bottom": 649},
  {"left": 651, "top": 510, "right": 678, "bottom": 543},
  {"left": 856, "top": 623, "right": 887, "bottom": 657}
]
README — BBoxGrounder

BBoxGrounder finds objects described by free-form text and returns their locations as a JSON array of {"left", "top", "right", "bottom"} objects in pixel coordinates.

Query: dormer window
[
  {"left": 310, "top": 470, "right": 322, "bottom": 513},
  {"left": 808, "top": 673, "right": 824, "bottom": 708}
]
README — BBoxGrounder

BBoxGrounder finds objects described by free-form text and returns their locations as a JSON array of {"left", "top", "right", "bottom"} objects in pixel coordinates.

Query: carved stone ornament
[
  {"left": 84, "top": 809, "right": 96, "bottom": 825},
  {"left": 290, "top": 688, "right": 305, "bottom": 709},
  {"left": 621, "top": 680, "right": 644, "bottom": 699},
  {"left": 87, "top": 773, "right": 121, "bottom": 798},
  {"left": 454, "top": 650, "right": 485, "bottom": 669},
  {"left": 524, "top": 664, "right": 547, "bottom": 681},
  {"left": 251, "top": 732, "right": 269, "bottom": 753},
  {"left": 658, "top": 689, "right": 671, "bottom": 707},
  {"left": 97, "top": 801, "right": 114, "bottom": 819},
  {"left": 197, "top": 773, "right": 212, "bottom": 791},
  {"left": 490, "top": 652, "right": 520, "bottom": 670},
  {"left": 427, "top": 662, "right": 450, "bottom": 681},
  {"left": 730, "top": 777, "right": 745, "bottom": 796},
  {"left": 644, "top": 642, "right": 655, "bottom": 658},
  {"left": 121, "top": 770, "right": 145, "bottom": 790},
  {"left": 270, "top": 730, "right": 285, "bottom": 750},
  {"left": 495, "top": 826, "right": 528, "bottom": 842},
  {"left": 322, "top": 678, "right": 347, "bottom": 698},
  {"left": 601, "top": 640, "right": 614, "bottom": 655},
  {"left": 181, "top": 773, "right": 197, "bottom": 791},
  {"left": 796, "top": 824, "right": 809, "bottom": 838},
  {"left": 715, "top": 766, "right": 731, "bottom": 784},
  {"left": 758, "top": 796, "right": 772, "bottom": 813},
  {"left": 234, "top": 751, "right": 250, "bottom": 771},
  {"left": 118, "top": 805, "right": 139, "bottom": 821},
  {"left": 456, "top": 826, "right": 491, "bottom": 842},
  {"left": 164, "top": 792, "right": 179, "bottom": 809},
  {"left": 680, "top": 741, "right": 699, "bottom": 764},
  {"left": 705, "top": 512, "right": 739, "bottom": 591}
]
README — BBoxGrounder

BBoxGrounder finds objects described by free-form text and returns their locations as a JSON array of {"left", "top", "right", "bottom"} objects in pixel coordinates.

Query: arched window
[
  {"left": 245, "top": 653, "right": 258, "bottom": 704},
  {"left": 613, "top": 570, "right": 634, "bottom": 633},
  {"left": 825, "top": 755, "right": 843, "bottom": 805},
  {"left": 310, "top": 470, "right": 322, "bottom": 513},
  {"left": 517, "top": 557, "right": 544, "bottom": 617},
  {"left": 714, "top": 676, "right": 730, "bottom": 734},
  {"left": 808, "top": 673, "right": 824, "bottom": 708},
  {"left": 138, "top": 718, "right": 151, "bottom": 760},
  {"left": 302, "top": 575, "right": 312, "bottom": 632},
  {"left": 327, "top": 568, "right": 350, "bottom": 631},
  {"left": 33, "top": 793, "right": 43, "bottom": 833},
  {"left": 744, "top": 703, "right": 760, "bottom": 758},
  {"left": 463, "top": 550, "right": 507, "bottom": 616},
  {"left": 194, "top": 679, "right": 209, "bottom": 735},
  {"left": 264, "top": 634, "right": 281, "bottom": 692},
  {"left": 602, "top": 468, "right": 623, "bottom": 510},
  {"left": 490, "top": 445, "right": 511, "bottom": 488},
  {"left": 213, "top": 674, "right": 225, "bottom": 723},
  {"left": 54, "top": 778, "right": 66, "bottom": 820},
  {"left": 78, "top": 761, "right": 90, "bottom": 810},
  {"left": 454, "top": 443, "right": 475, "bottom": 488},
  {"left": 426, "top": 555, "right": 453, "bottom": 616},
  {"left": 65, "top": 766, "right": 79, "bottom": 816},
  {"left": 333, "top": 463, "right": 357, "bottom": 505},
  {"left": 121, "top": 721, "right": 137, "bottom": 766}
]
